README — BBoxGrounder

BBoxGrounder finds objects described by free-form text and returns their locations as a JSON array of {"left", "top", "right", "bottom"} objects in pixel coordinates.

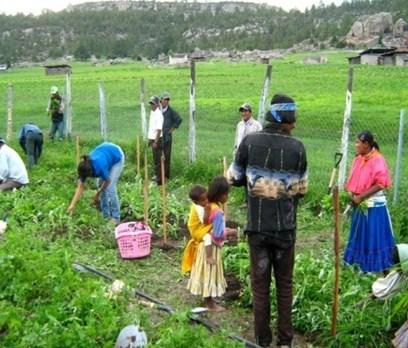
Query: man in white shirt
[
  {"left": 234, "top": 103, "right": 262, "bottom": 155},
  {"left": 234, "top": 103, "right": 262, "bottom": 208},
  {"left": 0, "top": 138, "right": 29, "bottom": 191},
  {"left": 147, "top": 96, "right": 164, "bottom": 185}
]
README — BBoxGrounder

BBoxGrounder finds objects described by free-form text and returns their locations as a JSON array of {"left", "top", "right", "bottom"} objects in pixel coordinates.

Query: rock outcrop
[{"left": 345, "top": 13, "right": 408, "bottom": 48}]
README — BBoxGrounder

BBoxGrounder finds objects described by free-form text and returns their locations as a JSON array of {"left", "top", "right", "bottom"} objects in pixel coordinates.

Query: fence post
[
  {"left": 6, "top": 83, "right": 13, "bottom": 141},
  {"left": 258, "top": 64, "right": 272, "bottom": 125},
  {"left": 64, "top": 73, "right": 72, "bottom": 138},
  {"left": 140, "top": 78, "right": 147, "bottom": 140},
  {"left": 338, "top": 67, "right": 353, "bottom": 188},
  {"left": 98, "top": 82, "right": 108, "bottom": 141},
  {"left": 393, "top": 109, "right": 405, "bottom": 205},
  {"left": 76, "top": 135, "right": 80, "bottom": 166},
  {"left": 189, "top": 59, "right": 196, "bottom": 163}
]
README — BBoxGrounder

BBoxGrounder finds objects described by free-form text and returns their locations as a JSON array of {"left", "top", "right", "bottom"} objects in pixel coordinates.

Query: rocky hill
[
  {"left": 345, "top": 12, "right": 408, "bottom": 48},
  {"left": 0, "top": 0, "right": 407, "bottom": 64}
]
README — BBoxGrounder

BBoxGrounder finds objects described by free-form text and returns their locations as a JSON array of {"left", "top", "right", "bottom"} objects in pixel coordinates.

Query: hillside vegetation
[{"left": 0, "top": 0, "right": 408, "bottom": 63}]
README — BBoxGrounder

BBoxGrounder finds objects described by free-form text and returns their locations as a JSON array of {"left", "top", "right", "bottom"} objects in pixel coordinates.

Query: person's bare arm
[
  {"left": 67, "top": 181, "right": 85, "bottom": 213},
  {"left": 93, "top": 179, "right": 110, "bottom": 204},
  {"left": 352, "top": 184, "right": 382, "bottom": 205}
]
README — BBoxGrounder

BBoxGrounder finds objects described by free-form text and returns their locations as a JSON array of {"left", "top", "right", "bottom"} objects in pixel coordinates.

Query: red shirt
[{"left": 346, "top": 150, "right": 391, "bottom": 195}]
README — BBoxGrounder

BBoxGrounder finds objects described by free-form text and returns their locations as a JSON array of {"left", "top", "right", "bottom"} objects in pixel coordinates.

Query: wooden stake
[
  {"left": 98, "top": 82, "right": 108, "bottom": 141},
  {"left": 258, "top": 64, "right": 272, "bottom": 125},
  {"left": 65, "top": 73, "right": 72, "bottom": 137},
  {"left": 6, "top": 83, "right": 13, "bottom": 142},
  {"left": 331, "top": 185, "right": 341, "bottom": 336},
  {"left": 188, "top": 59, "right": 196, "bottom": 163},
  {"left": 143, "top": 151, "right": 149, "bottom": 225},
  {"left": 161, "top": 153, "right": 167, "bottom": 245},
  {"left": 76, "top": 135, "right": 80, "bottom": 166},
  {"left": 338, "top": 67, "right": 354, "bottom": 188},
  {"left": 140, "top": 78, "right": 147, "bottom": 139},
  {"left": 136, "top": 135, "right": 140, "bottom": 176}
]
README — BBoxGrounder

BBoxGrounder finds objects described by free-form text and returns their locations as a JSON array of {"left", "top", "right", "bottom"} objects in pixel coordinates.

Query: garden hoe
[
  {"left": 72, "top": 262, "right": 262, "bottom": 348},
  {"left": 327, "top": 152, "right": 343, "bottom": 194}
]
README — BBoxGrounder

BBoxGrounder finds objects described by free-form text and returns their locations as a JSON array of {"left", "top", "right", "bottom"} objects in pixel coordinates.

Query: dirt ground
[{"left": 140, "top": 233, "right": 315, "bottom": 348}]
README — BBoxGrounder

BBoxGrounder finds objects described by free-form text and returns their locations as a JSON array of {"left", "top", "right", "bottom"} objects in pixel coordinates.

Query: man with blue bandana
[{"left": 228, "top": 94, "right": 308, "bottom": 348}]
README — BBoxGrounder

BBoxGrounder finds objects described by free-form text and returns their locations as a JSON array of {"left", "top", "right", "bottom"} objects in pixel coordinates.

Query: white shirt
[
  {"left": 148, "top": 108, "right": 164, "bottom": 140},
  {"left": 234, "top": 117, "right": 262, "bottom": 151},
  {"left": 0, "top": 144, "right": 29, "bottom": 184}
]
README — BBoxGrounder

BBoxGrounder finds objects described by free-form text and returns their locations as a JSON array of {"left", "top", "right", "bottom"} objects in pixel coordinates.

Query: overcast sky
[{"left": 1, "top": 0, "right": 346, "bottom": 16}]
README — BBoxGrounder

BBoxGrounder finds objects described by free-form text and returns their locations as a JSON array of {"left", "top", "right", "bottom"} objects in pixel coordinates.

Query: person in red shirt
[{"left": 344, "top": 130, "right": 396, "bottom": 273}]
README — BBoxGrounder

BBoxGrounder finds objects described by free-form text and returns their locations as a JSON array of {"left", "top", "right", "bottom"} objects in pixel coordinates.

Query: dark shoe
[{"left": 256, "top": 337, "right": 272, "bottom": 348}]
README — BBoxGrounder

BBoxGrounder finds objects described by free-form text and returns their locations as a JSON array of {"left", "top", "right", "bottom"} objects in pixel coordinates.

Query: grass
[
  {"left": 0, "top": 52, "right": 407, "bottom": 346},
  {"left": 1, "top": 50, "right": 407, "bottom": 203}
]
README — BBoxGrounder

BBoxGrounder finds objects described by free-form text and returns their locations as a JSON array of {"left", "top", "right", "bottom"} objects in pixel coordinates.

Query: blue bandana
[{"left": 269, "top": 103, "right": 297, "bottom": 123}]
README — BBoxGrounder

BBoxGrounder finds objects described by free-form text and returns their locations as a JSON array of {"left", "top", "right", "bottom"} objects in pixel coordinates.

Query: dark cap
[
  {"left": 0, "top": 138, "right": 6, "bottom": 144},
  {"left": 160, "top": 92, "right": 171, "bottom": 100},
  {"left": 239, "top": 103, "right": 252, "bottom": 112},
  {"left": 149, "top": 96, "right": 160, "bottom": 105}
]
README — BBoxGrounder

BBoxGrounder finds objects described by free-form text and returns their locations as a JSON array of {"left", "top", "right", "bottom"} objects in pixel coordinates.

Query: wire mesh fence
[{"left": 0, "top": 60, "right": 406, "bottom": 205}]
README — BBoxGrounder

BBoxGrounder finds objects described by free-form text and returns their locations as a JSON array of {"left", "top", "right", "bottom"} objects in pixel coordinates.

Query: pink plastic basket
[{"left": 115, "top": 221, "right": 152, "bottom": 259}]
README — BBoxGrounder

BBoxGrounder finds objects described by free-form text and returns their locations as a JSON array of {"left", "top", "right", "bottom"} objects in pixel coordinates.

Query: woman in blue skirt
[{"left": 344, "top": 131, "right": 395, "bottom": 273}]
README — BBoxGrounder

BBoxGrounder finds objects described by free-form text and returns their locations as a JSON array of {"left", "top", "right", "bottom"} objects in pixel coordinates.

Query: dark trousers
[
  {"left": 49, "top": 119, "right": 64, "bottom": 140},
  {"left": 0, "top": 180, "right": 23, "bottom": 192},
  {"left": 248, "top": 233, "right": 295, "bottom": 347},
  {"left": 26, "top": 132, "right": 43, "bottom": 168},
  {"left": 162, "top": 139, "right": 172, "bottom": 179},
  {"left": 151, "top": 139, "right": 163, "bottom": 185}
]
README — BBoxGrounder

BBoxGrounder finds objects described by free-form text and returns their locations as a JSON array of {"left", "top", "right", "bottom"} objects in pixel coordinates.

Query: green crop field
[{"left": 0, "top": 51, "right": 407, "bottom": 347}]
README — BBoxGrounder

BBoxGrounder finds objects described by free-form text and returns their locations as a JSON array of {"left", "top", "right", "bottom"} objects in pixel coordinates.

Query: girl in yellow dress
[{"left": 183, "top": 176, "right": 237, "bottom": 311}]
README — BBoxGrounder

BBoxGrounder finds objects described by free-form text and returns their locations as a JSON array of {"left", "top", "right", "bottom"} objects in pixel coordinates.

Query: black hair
[
  {"left": 357, "top": 130, "right": 380, "bottom": 150},
  {"left": 207, "top": 176, "right": 229, "bottom": 203},
  {"left": 189, "top": 185, "right": 207, "bottom": 202},
  {"left": 77, "top": 155, "right": 93, "bottom": 181},
  {"left": 267, "top": 94, "right": 296, "bottom": 124}
]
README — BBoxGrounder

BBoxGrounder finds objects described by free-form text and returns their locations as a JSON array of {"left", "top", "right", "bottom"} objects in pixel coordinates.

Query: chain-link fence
[{"left": 0, "top": 61, "right": 406, "bottom": 204}]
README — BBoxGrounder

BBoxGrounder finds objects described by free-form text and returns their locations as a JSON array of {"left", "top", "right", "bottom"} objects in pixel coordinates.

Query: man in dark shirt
[
  {"left": 228, "top": 94, "right": 308, "bottom": 348},
  {"left": 160, "top": 92, "right": 182, "bottom": 180}
]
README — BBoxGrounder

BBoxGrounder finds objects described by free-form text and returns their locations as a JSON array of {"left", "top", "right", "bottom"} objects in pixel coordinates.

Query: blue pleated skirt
[{"left": 344, "top": 205, "right": 396, "bottom": 273}]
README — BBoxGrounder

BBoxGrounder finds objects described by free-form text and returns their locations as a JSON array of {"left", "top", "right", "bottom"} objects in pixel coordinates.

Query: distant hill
[{"left": 0, "top": 0, "right": 407, "bottom": 64}]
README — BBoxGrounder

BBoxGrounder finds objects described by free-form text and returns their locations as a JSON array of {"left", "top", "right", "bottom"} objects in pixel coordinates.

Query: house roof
[
  {"left": 44, "top": 64, "right": 71, "bottom": 68},
  {"left": 359, "top": 47, "right": 396, "bottom": 55},
  {"left": 380, "top": 48, "right": 408, "bottom": 57}
]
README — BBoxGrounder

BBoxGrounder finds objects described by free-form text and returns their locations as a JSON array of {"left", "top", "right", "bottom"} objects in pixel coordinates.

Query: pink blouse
[{"left": 346, "top": 150, "right": 391, "bottom": 195}]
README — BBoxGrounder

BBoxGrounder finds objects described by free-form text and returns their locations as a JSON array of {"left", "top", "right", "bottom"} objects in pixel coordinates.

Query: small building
[
  {"left": 44, "top": 64, "right": 72, "bottom": 75},
  {"left": 190, "top": 50, "right": 211, "bottom": 61},
  {"left": 360, "top": 48, "right": 395, "bottom": 65},
  {"left": 348, "top": 47, "right": 396, "bottom": 65},
  {"left": 169, "top": 53, "right": 189, "bottom": 65},
  {"left": 260, "top": 57, "right": 270, "bottom": 64},
  {"left": 347, "top": 55, "right": 361, "bottom": 64},
  {"left": 303, "top": 55, "right": 327, "bottom": 64},
  {"left": 377, "top": 48, "right": 408, "bottom": 66},
  {"left": 396, "top": 55, "right": 408, "bottom": 66}
]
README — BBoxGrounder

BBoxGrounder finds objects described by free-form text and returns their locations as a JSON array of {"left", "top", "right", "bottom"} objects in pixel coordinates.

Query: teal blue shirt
[{"left": 89, "top": 142, "right": 123, "bottom": 181}]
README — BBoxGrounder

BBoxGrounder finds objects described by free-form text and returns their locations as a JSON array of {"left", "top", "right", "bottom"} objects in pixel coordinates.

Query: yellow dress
[
  {"left": 185, "top": 203, "right": 227, "bottom": 298},
  {"left": 181, "top": 204, "right": 212, "bottom": 274}
]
